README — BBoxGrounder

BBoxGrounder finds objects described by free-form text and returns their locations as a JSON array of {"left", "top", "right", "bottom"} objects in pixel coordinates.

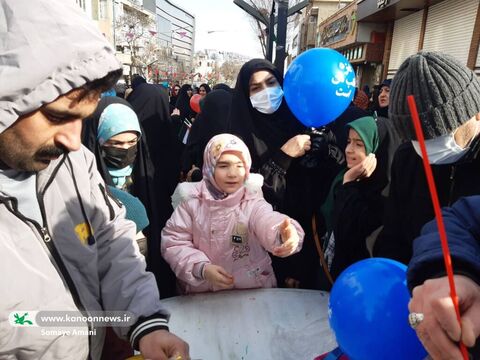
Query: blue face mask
[{"left": 249, "top": 86, "right": 284, "bottom": 114}]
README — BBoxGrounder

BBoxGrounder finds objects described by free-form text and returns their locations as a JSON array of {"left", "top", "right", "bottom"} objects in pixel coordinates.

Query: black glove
[{"left": 299, "top": 127, "right": 344, "bottom": 169}]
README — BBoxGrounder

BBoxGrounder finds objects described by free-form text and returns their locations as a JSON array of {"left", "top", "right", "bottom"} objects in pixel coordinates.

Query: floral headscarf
[{"left": 202, "top": 133, "right": 252, "bottom": 199}]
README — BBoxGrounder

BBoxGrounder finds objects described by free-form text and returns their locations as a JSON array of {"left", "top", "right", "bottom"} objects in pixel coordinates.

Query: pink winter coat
[{"left": 161, "top": 180, "right": 304, "bottom": 294}]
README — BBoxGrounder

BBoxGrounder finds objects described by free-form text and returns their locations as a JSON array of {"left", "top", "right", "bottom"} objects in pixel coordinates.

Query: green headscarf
[
  {"left": 346, "top": 116, "right": 379, "bottom": 155},
  {"left": 320, "top": 116, "right": 379, "bottom": 234}
]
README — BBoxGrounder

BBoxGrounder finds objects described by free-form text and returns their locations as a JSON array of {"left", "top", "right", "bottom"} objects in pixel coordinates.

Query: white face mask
[
  {"left": 249, "top": 86, "right": 284, "bottom": 114},
  {"left": 411, "top": 126, "right": 477, "bottom": 164}
]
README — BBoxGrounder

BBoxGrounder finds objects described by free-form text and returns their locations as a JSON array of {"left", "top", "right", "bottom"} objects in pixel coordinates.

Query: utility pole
[
  {"left": 266, "top": 1, "right": 275, "bottom": 62},
  {"left": 274, "top": 0, "right": 288, "bottom": 74}
]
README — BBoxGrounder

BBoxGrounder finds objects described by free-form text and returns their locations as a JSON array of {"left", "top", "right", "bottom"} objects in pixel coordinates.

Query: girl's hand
[
  {"left": 203, "top": 264, "right": 234, "bottom": 289},
  {"left": 273, "top": 218, "right": 299, "bottom": 257},
  {"left": 281, "top": 135, "right": 311, "bottom": 158},
  {"left": 171, "top": 108, "right": 180, "bottom": 116},
  {"left": 343, "top": 154, "right": 377, "bottom": 184}
]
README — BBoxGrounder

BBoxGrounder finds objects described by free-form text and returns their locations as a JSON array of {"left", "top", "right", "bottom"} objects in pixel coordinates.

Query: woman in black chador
[
  {"left": 82, "top": 93, "right": 177, "bottom": 298},
  {"left": 182, "top": 89, "right": 232, "bottom": 178},
  {"left": 228, "top": 59, "right": 342, "bottom": 289},
  {"left": 174, "top": 84, "right": 195, "bottom": 121},
  {"left": 127, "top": 83, "right": 181, "bottom": 297}
]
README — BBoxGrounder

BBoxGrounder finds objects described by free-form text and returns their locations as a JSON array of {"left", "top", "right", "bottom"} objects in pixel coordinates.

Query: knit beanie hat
[{"left": 390, "top": 51, "right": 480, "bottom": 140}]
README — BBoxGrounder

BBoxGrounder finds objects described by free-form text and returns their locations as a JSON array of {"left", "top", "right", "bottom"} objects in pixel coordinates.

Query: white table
[{"left": 162, "top": 288, "right": 337, "bottom": 360}]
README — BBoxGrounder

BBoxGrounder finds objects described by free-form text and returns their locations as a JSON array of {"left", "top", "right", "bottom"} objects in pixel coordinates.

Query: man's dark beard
[{"left": 35, "top": 145, "right": 66, "bottom": 159}]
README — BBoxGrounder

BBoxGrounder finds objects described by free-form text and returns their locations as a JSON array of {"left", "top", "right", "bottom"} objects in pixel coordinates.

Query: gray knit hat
[{"left": 389, "top": 51, "right": 480, "bottom": 140}]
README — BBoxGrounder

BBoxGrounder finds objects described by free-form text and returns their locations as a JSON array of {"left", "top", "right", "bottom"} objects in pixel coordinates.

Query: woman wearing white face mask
[
  {"left": 373, "top": 51, "right": 480, "bottom": 268},
  {"left": 228, "top": 59, "right": 339, "bottom": 290}
]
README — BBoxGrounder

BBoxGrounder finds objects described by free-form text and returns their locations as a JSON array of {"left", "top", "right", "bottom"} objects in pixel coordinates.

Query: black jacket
[
  {"left": 373, "top": 138, "right": 480, "bottom": 264},
  {"left": 329, "top": 175, "right": 386, "bottom": 281}
]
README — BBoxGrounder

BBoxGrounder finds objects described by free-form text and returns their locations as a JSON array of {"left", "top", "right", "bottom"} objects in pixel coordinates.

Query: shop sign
[{"left": 320, "top": 13, "right": 355, "bottom": 46}]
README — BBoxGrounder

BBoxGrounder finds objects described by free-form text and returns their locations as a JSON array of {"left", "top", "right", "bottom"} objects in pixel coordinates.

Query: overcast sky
[{"left": 171, "top": 0, "right": 264, "bottom": 58}]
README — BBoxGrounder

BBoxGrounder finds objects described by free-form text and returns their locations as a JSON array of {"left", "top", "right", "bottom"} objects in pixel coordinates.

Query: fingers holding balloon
[
  {"left": 281, "top": 134, "right": 311, "bottom": 158},
  {"left": 304, "top": 139, "right": 312, "bottom": 152}
]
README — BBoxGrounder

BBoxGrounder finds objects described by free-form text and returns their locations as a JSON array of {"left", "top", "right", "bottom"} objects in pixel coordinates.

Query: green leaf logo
[{"left": 14, "top": 313, "right": 33, "bottom": 326}]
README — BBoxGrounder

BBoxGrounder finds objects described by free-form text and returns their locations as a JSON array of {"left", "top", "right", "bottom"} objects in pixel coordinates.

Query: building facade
[
  {"left": 75, "top": 0, "right": 114, "bottom": 44},
  {"left": 113, "top": 0, "right": 157, "bottom": 81},
  {"left": 144, "top": 0, "right": 195, "bottom": 80},
  {"left": 357, "top": 0, "right": 480, "bottom": 81},
  {"left": 299, "top": 0, "right": 353, "bottom": 53},
  {"left": 286, "top": 0, "right": 353, "bottom": 69},
  {"left": 317, "top": 0, "right": 387, "bottom": 89},
  {"left": 74, "top": 0, "right": 195, "bottom": 84}
]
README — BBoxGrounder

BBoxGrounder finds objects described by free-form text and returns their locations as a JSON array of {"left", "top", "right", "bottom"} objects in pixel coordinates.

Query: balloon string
[{"left": 407, "top": 95, "right": 469, "bottom": 360}]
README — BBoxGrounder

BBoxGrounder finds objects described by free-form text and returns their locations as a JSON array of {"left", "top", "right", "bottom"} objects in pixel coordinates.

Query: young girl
[
  {"left": 161, "top": 134, "right": 304, "bottom": 294},
  {"left": 320, "top": 116, "right": 387, "bottom": 285}
]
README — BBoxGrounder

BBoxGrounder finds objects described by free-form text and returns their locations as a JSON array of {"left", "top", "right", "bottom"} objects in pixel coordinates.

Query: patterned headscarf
[{"left": 202, "top": 133, "right": 252, "bottom": 199}]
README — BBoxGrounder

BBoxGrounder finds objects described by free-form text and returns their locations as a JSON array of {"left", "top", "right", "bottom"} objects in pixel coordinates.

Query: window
[
  {"left": 99, "top": 0, "right": 108, "bottom": 20},
  {"left": 76, "top": 0, "right": 86, "bottom": 10},
  {"left": 91, "top": 0, "right": 99, "bottom": 20}
]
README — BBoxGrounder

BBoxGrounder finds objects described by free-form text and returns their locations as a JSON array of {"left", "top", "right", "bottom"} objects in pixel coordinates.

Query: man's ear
[{"left": 475, "top": 112, "right": 480, "bottom": 121}]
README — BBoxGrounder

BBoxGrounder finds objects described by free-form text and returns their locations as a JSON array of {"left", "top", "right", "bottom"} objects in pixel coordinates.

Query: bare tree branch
[
  {"left": 245, "top": 0, "right": 273, "bottom": 58},
  {"left": 220, "top": 60, "right": 243, "bottom": 85},
  {"left": 115, "top": 7, "right": 158, "bottom": 80}
]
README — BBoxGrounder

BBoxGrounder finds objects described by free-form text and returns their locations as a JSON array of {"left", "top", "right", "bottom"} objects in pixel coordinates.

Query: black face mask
[{"left": 102, "top": 144, "right": 137, "bottom": 169}]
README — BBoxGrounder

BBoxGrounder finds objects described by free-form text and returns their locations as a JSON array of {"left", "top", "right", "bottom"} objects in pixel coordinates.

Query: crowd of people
[{"left": 1, "top": 0, "right": 479, "bottom": 359}]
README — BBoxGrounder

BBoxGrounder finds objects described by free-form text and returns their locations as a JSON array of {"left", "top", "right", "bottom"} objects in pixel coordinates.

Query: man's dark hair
[{"left": 79, "top": 69, "right": 123, "bottom": 100}]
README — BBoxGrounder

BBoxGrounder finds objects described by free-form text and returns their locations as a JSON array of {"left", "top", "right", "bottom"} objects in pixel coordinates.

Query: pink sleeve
[
  {"left": 249, "top": 198, "right": 304, "bottom": 254},
  {"left": 161, "top": 201, "right": 210, "bottom": 287}
]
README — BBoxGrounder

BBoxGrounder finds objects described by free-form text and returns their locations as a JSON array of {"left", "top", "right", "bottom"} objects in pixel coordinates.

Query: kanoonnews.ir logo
[{"left": 9, "top": 311, "right": 38, "bottom": 327}]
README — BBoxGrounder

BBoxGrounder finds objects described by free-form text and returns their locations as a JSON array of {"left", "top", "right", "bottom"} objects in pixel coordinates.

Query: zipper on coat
[
  {"left": 40, "top": 226, "right": 51, "bottom": 242},
  {"left": 1, "top": 198, "right": 93, "bottom": 358},
  {"left": 37, "top": 156, "right": 94, "bottom": 356}
]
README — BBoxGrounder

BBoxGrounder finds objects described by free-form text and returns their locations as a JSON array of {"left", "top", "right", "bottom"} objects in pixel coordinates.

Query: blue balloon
[
  {"left": 284, "top": 48, "right": 356, "bottom": 128},
  {"left": 328, "top": 258, "right": 427, "bottom": 360}
]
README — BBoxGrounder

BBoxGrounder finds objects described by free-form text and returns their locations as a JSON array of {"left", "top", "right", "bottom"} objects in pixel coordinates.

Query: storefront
[
  {"left": 317, "top": 1, "right": 388, "bottom": 90},
  {"left": 357, "top": 0, "right": 480, "bottom": 79}
]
